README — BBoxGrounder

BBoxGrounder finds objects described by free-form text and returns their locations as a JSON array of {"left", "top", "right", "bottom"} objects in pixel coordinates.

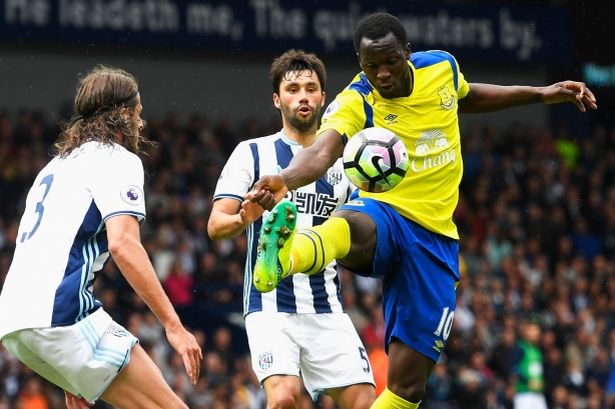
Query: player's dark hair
[
  {"left": 56, "top": 65, "right": 151, "bottom": 157},
  {"left": 270, "top": 49, "right": 326, "bottom": 93},
  {"left": 353, "top": 12, "right": 408, "bottom": 53}
]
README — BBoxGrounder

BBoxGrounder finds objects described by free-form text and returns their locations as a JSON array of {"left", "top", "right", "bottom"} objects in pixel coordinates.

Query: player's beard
[
  {"left": 122, "top": 115, "right": 147, "bottom": 153},
  {"left": 285, "top": 104, "right": 322, "bottom": 134}
]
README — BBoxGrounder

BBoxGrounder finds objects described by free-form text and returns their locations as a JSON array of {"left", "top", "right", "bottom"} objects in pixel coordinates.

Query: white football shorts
[
  {"left": 245, "top": 311, "right": 375, "bottom": 400},
  {"left": 1, "top": 308, "right": 137, "bottom": 403}
]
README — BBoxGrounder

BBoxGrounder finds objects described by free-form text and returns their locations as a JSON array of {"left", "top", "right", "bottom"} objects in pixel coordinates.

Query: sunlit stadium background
[{"left": 1, "top": 1, "right": 614, "bottom": 408}]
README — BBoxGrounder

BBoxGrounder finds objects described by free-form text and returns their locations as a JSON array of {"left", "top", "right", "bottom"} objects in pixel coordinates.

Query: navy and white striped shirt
[
  {"left": 213, "top": 131, "right": 353, "bottom": 315},
  {"left": 0, "top": 142, "right": 146, "bottom": 338}
]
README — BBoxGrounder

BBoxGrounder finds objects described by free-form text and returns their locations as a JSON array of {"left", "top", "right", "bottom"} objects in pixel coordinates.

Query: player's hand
[
  {"left": 240, "top": 198, "right": 266, "bottom": 225},
  {"left": 165, "top": 327, "right": 203, "bottom": 385},
  {"left": 65, "top": 391, "right": 91, "bottom": 409},
  {"left": 542, "top": 81, "right": 597, "bottom": 112},
  {"left": 245, "top": 175, "right": 288, "bottom": 210}
]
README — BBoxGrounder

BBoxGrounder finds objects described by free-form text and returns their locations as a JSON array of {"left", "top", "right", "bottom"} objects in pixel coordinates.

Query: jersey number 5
[
  {"left": 21, "top": 174, "right": 54, "bottom": 243},
  {"left": 358, "top": 347, "right": 371, "bottom": 373}
]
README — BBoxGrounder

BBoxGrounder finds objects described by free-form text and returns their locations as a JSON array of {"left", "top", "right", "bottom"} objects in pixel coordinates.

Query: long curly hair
[{"left": 55, "top": 65, "right": 150, "bottom": 157}]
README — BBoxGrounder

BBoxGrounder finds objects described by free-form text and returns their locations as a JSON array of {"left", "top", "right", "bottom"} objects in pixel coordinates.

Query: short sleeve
[
  {"left": 455, "top": 59, "right": 470, "bottom": 99},
  {"left": 213, "top": 141, "right": 255, "bottom": 202},
  {"left": 88, "top": 147, "right": 146, "bottom": 222},
  {"left": 318, "top": 89, "right": 367, "bottom": 143}
]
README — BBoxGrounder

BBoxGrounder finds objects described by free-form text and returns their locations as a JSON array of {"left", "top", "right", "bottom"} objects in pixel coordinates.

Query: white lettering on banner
[
  {"left": 250, "top": 0, "right": 306, "bottom": 39},
  {"left": 186, "top": 3, "right": 243, "bottom": 39},
  {"left": 499, "top": 9, "right": 541, "bottom": 60},
  {"left": 401, "top": 11, "right": 494, "bottom": 50},
  {"left": 6, "top": 0, "right": 50, "bottom": 25},
  {"left": 1, "top": 1, "right": 548, "bottom": 60},
  {"left": 313, "top": 2, "right": 365, "bottom": 51},
  {"left": 58, "top": 0, "right": 179, "bottom": 32}
]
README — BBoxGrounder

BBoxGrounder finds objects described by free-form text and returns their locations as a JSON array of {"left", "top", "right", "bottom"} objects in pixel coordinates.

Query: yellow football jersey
[{"left": 319, "top": 50, "right": 470, "bottom": 239}]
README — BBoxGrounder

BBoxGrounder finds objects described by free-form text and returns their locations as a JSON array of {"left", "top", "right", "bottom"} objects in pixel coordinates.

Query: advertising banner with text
[{"left": 1, "top": 0, "right": 571, "bottom": 63}]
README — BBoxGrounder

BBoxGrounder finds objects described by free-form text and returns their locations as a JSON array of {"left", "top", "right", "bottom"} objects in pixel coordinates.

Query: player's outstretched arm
[
  {"left": 208, "top": 198, "right": 267, "bottom": 240},
  {"left": 541, "top": 80, "right": 597, "bottom": 111},
  {"left": 459, "top": 81, "right": 597, "bottom": 113},
  {"left": 106, "top": 215, "right": 202, "bottom": 385},
  {"left": 246, "top": 129, "right": 344, "bottom": 210}
]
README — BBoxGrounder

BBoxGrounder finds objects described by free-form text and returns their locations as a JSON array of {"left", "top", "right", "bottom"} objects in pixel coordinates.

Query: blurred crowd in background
[{"left": 0, "top": 110, "right": 614, "bottom": 409}]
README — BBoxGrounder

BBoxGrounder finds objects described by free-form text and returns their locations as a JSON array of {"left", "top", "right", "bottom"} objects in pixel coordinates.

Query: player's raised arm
[
  {"left": 246, "top": 129, "right": 344, "bottom": 210},
  {"left": 459, "top": 81, "right": 597, "bottom": 113},
  {"left": 282, "top": 128, "right": 345, "bottom": 189}
]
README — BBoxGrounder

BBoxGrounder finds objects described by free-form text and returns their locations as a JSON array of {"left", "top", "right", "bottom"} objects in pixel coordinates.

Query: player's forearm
[
  {"left": 208, "top": 212, "right": 246, "bottom": 240},
  {"left": 459, "top": 83, "right": 545, "bottom": 113},
  {"left": 110, "top": 238, "right": 183, "bottom": 331},
  {"left": 281, "top": 143, "right": 337, "bottom": 190}
]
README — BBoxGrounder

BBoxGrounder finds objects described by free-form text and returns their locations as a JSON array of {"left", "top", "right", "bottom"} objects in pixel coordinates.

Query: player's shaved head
[{"left": 353, "top": 12, "right": 408, "bottom": 53}]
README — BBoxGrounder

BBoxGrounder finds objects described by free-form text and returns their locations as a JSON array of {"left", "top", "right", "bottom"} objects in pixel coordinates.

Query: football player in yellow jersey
[{"left": 245, "top": 12, "right": 597, "bottom": 409}]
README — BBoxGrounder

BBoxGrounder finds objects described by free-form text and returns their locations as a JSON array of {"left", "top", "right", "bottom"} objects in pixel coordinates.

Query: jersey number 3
[{"left": 21, "top": 174, "right": 54, "bottom": 243}]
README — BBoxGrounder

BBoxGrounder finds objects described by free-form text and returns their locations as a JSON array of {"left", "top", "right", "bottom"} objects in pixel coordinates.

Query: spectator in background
[
  {"left": 14, "top": 377, "right": 48, "bottom": 409},
  {"left": 424, "top": 363, "right": 453, "bottom": 409},
  {"left": 0, "top": 55, "right": 613, "bottom": 409},
  {"left": 362, "top": 304, "right": 388, "bottom": 397},
  {"left": 512, "top": 320, "right": 547, "bottom": 409},
  {"left": 164, "top": 258, "right": 195, "bottom": 308}
]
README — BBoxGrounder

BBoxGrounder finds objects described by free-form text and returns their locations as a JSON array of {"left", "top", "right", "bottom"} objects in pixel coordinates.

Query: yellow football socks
[
  {"left": 290, "top": 216, "right": 351, "bottom": 275},
  {"left": 370, "top": 388, "right": 420, "bottom": 409}
]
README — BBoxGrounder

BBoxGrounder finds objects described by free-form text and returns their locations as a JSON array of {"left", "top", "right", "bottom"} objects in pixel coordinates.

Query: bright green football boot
[{"left": 253, "top": 200, "right": 297, "bottom": 293}]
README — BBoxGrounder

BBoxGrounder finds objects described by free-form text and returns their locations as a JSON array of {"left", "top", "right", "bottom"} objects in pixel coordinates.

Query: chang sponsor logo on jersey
[
  {"left": 288, "top": 191, "right": 340, "bottom": 218},
  {"left": 120, "top": 185, "right": 144, "bottom": 206},
  {"left": 411, "top": 129, "right": 456, "bottom": 172}
]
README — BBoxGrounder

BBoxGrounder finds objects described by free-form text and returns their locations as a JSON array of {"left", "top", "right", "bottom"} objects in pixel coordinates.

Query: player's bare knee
[
  {"left": 267, "top": 392, "right": 299, "bottom": 409},
  {"left": 328, "top": 384, "right": 375, "bottom": 409},
  {"left": 265, "top": 380, "right": 301, "bottom": 409},
  {"left": 346, "top": 390, "right": 376, "bottom": 409}
]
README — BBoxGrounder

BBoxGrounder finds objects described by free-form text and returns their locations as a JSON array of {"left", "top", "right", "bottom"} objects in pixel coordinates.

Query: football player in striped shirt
[
  {"left": 246, "top": 12, "right": 596, "bottom": 409},
  {"left": 0, "top": 66, "right": 201, "bottom": 409},
  {"left": 208, "top": 49, "right": 376, "bottom": 408}
]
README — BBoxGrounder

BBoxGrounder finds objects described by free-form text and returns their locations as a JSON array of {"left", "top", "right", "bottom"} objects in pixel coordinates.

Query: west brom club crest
[
  {"left": 258, "top": 351, "right": 273, "bottom": 370},
  {"left": 325, "top": 168, "right": 343, "bottom": 186}
]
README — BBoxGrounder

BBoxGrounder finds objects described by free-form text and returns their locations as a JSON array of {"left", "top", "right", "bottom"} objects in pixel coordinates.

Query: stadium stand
[{"left": 0, "top": 110, "right": 614, "bottom": 408}]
